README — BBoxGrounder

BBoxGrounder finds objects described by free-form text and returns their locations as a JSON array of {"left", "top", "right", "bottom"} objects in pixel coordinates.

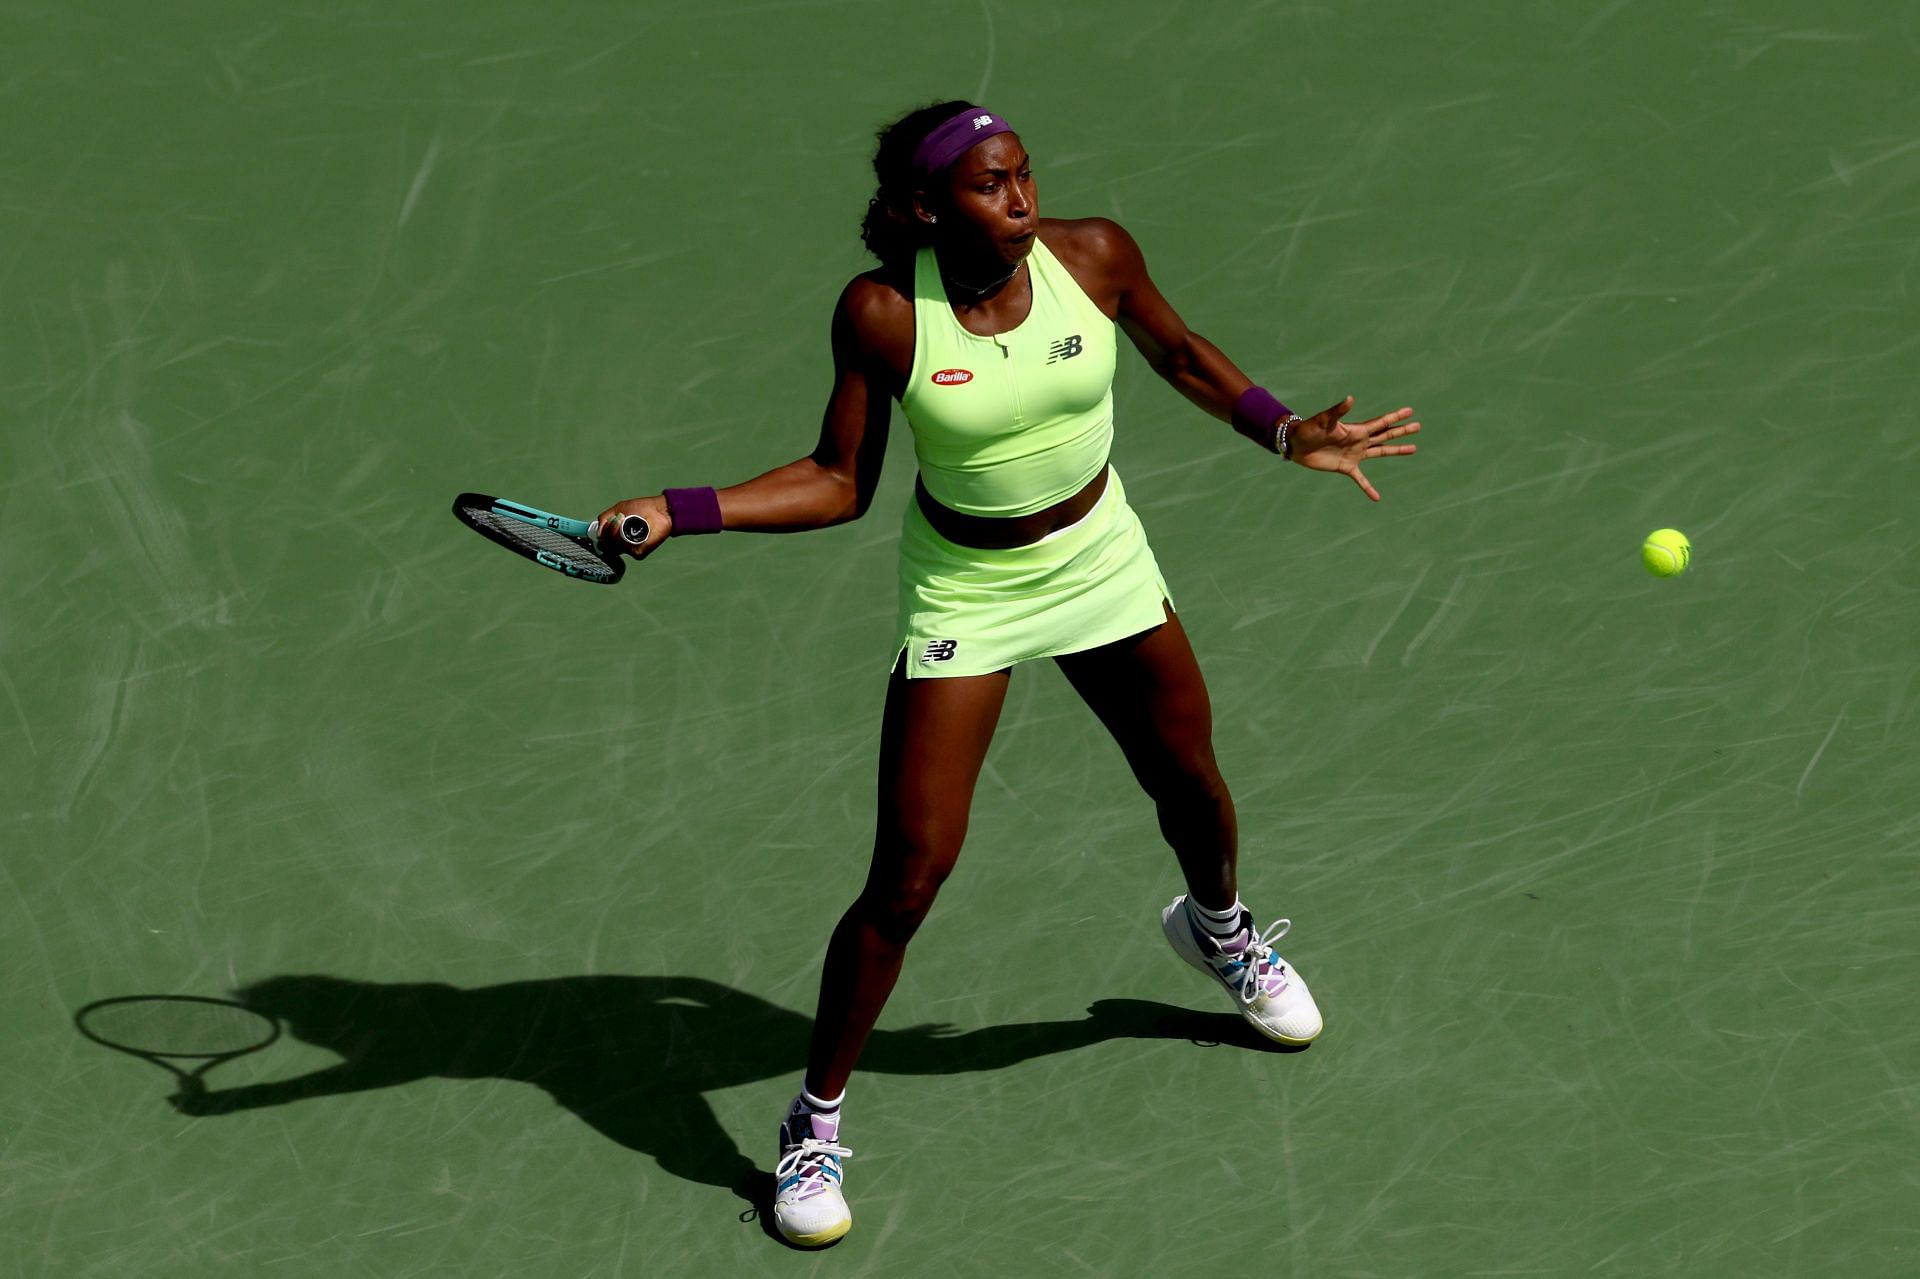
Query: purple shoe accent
[
  {"left": 1164, "top": 894, "right": 1319, "bottom": 1045},
  {"left": 1201, "top": 918, "right": 1291, "bottom": 1000},
  {"left": 777, "top": 1100, "right": 851, "bottom": 1204}
]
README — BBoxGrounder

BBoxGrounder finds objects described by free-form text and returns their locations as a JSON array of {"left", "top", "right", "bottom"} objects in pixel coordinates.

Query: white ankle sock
[
  {"left": 1186, "top": 896, "right": 1245, "bottom": 941},
  {"left": 798, "top": 1085, "right": 844, "bottom": 1114}
]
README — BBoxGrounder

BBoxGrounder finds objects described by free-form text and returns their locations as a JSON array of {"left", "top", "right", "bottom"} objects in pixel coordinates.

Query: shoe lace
[
  {"left": 1223, "top": 917, "right": 1292, "bottom": 1005},
  {"left": 776, "top": 1136, "right": 854, "bottom": 1198}
]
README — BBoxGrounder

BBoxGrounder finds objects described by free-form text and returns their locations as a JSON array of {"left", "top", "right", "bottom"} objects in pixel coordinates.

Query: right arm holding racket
[{"left": 593, "top": 279, "right": 901, "bottom": 559}]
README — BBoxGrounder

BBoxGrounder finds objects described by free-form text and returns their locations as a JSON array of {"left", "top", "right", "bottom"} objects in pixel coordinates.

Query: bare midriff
[{"left": 914, "top": 462, "right": 1109, "bottom": 549}]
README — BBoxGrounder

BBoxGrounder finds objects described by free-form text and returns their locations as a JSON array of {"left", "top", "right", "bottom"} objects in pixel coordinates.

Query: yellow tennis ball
[{"left": 1642, "top": 528, "right": 1692, "bottom": 577}]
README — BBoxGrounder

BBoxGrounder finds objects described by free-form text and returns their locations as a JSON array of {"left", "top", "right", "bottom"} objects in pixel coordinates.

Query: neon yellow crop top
[{"left": 899, "top": 237, "right": 1117, "bottom": 518}]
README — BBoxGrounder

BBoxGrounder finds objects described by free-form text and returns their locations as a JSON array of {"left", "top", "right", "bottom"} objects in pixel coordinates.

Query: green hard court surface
[{"left": 4, "top": 2, "right": 1916, "bottom": 1274}]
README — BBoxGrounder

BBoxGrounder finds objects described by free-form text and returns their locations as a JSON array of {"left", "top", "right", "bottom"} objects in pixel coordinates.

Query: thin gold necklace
[{"left": 943, "top": 258, "right": 1021, "bottom": 300}]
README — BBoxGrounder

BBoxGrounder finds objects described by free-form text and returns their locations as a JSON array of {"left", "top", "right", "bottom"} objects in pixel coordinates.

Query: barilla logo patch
[{"left": 932, "top": 368, "right": 974, "bottom": 386}]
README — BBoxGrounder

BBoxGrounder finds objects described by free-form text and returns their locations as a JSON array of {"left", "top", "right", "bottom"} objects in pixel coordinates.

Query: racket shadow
[{"left": 160, "top": 975, "right": 1291, "bottom": 1218}]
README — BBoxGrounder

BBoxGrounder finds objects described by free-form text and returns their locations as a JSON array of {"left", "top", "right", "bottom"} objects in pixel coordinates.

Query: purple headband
[{"left": 911, "top": 106, "right": 1014, "bottom": 178}]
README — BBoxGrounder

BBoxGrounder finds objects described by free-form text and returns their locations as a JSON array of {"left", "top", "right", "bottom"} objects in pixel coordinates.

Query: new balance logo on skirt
[{"left": 922, "top": 640, "right": 958, "bottom": 664}]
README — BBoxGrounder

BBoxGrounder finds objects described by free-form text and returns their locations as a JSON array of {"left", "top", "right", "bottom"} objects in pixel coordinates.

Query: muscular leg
[
  {"left": 802, "top": 654, "right": 1011, "bottom": 1099},
  {"left": 1052, "top": 602, "right": 1238, "bottom": 911}
]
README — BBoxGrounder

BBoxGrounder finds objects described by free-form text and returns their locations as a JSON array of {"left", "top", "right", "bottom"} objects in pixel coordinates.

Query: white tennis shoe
[
  {"left": 1161, "top": 895, "right": 1322, "bottom": 1045},
  {"left": 772, "top": 1100, "right": 853, "bottom": 1248}
]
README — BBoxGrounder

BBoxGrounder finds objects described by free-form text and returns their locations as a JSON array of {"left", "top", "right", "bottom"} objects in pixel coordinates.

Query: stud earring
[{"left": 928, "top": 215, "right": 938, "bottom": 224}]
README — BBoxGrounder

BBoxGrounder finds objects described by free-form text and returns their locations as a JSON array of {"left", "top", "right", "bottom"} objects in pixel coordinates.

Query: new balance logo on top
[
  {"left": 972, "top": 115, "right": 994, "bottom": 129},
  {"left": 1047, "top": 334, "right": 1083, "bottom": 363},
  {"left": 922, "top": 639, "right": 958, "bottom": 664}
]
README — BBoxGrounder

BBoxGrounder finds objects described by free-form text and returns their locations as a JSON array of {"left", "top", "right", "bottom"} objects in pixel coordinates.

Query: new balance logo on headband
[
  {"left": 913, "top": 106, "right": 1014, "bottom": 178},
  {"left": 1047, "top": 335, "right": 1083, "bottom": 363}
]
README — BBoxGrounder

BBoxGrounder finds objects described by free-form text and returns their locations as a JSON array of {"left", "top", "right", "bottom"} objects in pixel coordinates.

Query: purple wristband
[
  {"left": 663, "top": 486, "right": 723, "bottom": 535},
  {"left": 1232, "top": 386, "right": 1293, "bottom": 454}
]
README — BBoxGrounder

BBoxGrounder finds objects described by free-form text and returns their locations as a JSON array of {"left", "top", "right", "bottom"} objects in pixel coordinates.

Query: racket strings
[
  {"left": 78, "top": 998, "right": 278, "bottom": 1056},
  {"left": 460, "top": 504, "right": 617, "bottom": 583}
]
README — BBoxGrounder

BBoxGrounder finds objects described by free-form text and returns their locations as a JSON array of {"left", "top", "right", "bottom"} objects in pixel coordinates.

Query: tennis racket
[
  {"left": 74, "top": 995, "right": 282, "bottom": 1106},
  {"left": 452, "top": 492, "right": 648, "bottom": 585}
]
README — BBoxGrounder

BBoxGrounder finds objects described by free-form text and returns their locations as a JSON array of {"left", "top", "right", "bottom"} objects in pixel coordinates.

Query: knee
[
  {"left": 860, "top": 823, "right": 964, "bottom": 945},
  {"left": 858, "top": 872, "right": 949, "bottom": 946},
  {"left": 1139, "top": 743, "right": 1229, "bottom": 809}
]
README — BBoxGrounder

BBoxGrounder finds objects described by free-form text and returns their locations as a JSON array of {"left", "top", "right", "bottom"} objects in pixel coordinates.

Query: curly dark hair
[{"left": 859, "top": 99, "right": 975, "bottom": 268}]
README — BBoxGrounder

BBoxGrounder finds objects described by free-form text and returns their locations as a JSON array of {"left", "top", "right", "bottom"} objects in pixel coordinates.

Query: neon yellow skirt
[{"left": 891, "top": 466, "right": 1175, "bottom": 679}]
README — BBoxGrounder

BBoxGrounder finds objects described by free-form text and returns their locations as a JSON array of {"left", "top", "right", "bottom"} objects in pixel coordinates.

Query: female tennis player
[{"left": 596, "top": 101, "right": 1420, "bottom": 1247}]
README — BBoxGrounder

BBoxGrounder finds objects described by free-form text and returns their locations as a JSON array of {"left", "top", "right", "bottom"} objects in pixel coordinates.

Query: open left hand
[{"left": 1288, "top": 395, "right": 1421, "bottom": 501}]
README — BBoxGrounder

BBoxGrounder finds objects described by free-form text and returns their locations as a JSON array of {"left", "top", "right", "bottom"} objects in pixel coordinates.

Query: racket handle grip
[{"left": 588, "top": 516, "right": 651, "bottom": 546}]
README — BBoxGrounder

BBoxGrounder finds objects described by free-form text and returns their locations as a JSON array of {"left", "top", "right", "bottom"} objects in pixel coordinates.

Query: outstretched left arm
[{"left": 1094, "top": 218, "right": 1421, "bottom": 501}]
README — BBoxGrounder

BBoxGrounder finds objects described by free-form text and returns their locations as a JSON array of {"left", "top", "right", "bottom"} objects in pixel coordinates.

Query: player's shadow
[{"left": 173, "top": 974, "right": 1289, "bottom": 1229}]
